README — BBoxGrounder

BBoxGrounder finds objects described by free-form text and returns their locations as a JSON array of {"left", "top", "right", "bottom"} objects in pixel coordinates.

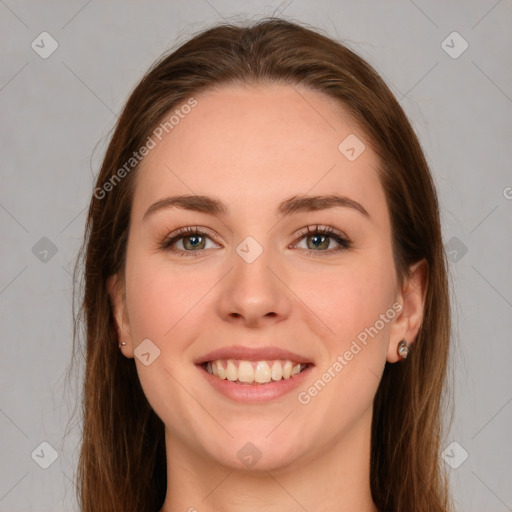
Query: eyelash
[{"left": 158, "top": 224, "right": 352, "bottom": 258}]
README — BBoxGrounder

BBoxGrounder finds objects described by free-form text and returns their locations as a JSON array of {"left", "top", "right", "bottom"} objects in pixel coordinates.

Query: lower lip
[{"left": 197, "top": 364, "right": 314, "bottom": 403}]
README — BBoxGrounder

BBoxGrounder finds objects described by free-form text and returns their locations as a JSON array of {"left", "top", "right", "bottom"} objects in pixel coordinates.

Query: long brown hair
[{"left": 70, "top": 17, "right": 452, "bottom": 512}]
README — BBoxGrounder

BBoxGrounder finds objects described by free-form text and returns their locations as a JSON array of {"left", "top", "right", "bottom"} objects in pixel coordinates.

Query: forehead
[{"left": 132, "top": 83, "right": 386, "bottom": 222}]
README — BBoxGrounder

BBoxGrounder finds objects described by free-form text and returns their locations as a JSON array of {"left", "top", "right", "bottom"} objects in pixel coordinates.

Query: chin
[{"left": 200, "top": 429, "right": 308, "bottom": 472}]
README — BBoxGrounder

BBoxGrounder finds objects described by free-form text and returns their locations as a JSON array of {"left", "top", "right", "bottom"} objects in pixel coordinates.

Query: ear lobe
[
  {"left": 386, "top": 259, "right": 428, "bottom": 363},
  {"left": 107, "top": 274, "right": 134, "bottom": 357}
]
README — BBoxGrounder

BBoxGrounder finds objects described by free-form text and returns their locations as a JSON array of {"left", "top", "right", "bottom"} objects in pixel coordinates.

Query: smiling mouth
[{"left": 201, "top": 359, "right": 310, "bottom": 385}]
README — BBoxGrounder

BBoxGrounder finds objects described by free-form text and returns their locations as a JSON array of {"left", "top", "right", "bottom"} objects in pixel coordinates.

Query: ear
[
  {"left": 107, "top": 273, "right": 134, "bottom": 358},
  {"left": 387, "top": 259, "right": 428, "bottom": 363}
]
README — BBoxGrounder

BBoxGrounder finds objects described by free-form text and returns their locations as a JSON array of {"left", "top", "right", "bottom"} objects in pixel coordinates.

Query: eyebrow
[{"left": 143, "top": 193, "right": 370, "bottom": 221}]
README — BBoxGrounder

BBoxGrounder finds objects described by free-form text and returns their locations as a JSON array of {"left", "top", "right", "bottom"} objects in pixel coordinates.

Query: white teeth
[
  {"left": 238, "top": 361, "right": 255, "bottom": 383},
  {"left": 282, "top": 361, "right": 293, "bottom": 379},
  {"left": 271, "top": 361, "right": 282, "bottom": 381},
  {"left": 255, "top": 361, "right": 272, "bottom": 383},
  {"left": 291, "top": 363, "right": 301, "bottom": 376},
  {"left": 225, "top": 360, "right": 238, "bottom": 381},
  {"left": 214, "top": 360, "right": 225, "bottom": 379},
  {"left": 204, "top": 359, "right": 308, "bottom": 384}
]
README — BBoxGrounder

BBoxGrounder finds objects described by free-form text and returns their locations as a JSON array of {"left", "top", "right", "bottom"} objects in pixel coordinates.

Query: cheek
[
  {"left": 123, "top": 251, "right": 210, "bottom": 425},
  {"left": 292, "top": 258, "right": 396, "bottom": 436},
  {"left": 294, "top": 253, "right": 397, "bottom": 348},
  {"left": 124, "top": 251, "right": 210, "bottom": 344}
]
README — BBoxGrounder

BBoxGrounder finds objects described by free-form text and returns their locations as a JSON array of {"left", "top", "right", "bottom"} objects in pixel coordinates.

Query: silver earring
[
  {"left": 397, "top": 339, "right": 409, "bottom": 359},
  {"left": 120, "top": 341, "right": 127, "bottom": 347}
]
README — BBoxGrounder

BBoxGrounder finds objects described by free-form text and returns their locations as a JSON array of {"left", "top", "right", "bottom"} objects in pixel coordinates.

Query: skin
[{"left": 108, "top": 83, "right": 426, "bottom": 512}]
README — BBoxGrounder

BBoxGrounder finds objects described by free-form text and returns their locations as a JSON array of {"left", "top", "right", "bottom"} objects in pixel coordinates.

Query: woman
[{"left": 73, "top": 17, "right": 452, "bottom": 512}]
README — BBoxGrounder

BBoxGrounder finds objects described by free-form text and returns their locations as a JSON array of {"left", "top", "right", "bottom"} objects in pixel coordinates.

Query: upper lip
[{"left": 194, "top": 345, "right": 314, "bottom": 365}]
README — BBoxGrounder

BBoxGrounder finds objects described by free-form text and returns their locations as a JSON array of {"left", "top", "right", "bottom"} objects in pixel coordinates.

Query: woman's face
[{"left": 109, "top": 83, "right": 421, "bottom": 471}]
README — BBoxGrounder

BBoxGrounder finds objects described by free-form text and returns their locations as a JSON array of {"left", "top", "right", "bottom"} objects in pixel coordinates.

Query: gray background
[{"left": 1, "top": 1, "right": 511, "bottom": 511}]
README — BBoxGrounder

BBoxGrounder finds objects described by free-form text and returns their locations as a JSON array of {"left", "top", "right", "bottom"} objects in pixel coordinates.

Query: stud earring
[
  {"left": 397, "top": 339, "right": 409, "bottom": 359},
  {"left": 119, "top": 341, "right": 127, "bottom": 348}
]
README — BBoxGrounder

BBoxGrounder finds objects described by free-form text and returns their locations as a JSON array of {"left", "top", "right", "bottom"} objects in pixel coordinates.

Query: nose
[{"left": 216, "top": 239, "right": 292, "bottom": 328}]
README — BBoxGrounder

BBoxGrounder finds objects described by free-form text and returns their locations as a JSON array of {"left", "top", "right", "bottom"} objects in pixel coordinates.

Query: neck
[{"left": 159, "top": 407, "right": 378, "bottom": 512}]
